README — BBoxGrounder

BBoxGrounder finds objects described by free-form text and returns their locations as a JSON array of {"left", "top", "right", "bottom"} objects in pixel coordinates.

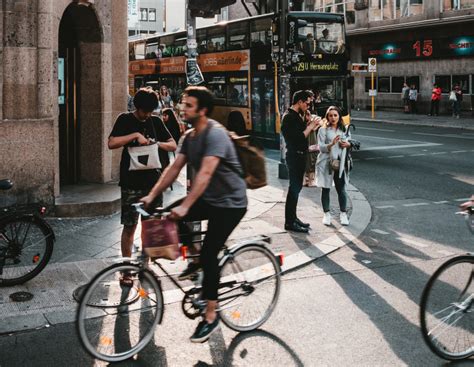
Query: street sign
[
  {"left": 187, "top": 39, "right": 197, "bottom": 49},
  {"left": 368, "top": 58, "right": 377, "bottom": 72},
  {"left": 352, "top": 63, "right": 368, "bottom": 73},
  {"left": 369, "top": 89, "right": 377, "bottom": 97}
]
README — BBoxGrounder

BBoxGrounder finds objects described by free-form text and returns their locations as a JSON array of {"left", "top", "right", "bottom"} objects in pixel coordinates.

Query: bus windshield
[{"left": 297, "top": 22, "right": 345, "bottom": 55}]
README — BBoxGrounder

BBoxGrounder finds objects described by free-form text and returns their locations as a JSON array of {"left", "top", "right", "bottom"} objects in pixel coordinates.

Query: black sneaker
[
  {"left": 295, "top": 218, "right": 310, "bottom": 228},
  {"left": 178, "top": 262, "right": 202, "bottom": 281},
  {"left": 190, "top": 316, "right": 220, "bottom": 343}
]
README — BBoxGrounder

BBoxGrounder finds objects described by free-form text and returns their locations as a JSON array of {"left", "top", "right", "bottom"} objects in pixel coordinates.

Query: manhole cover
[
  {"left": 73, "top": 282, "right": 139, "bottom": 307},
  {"left": 9, "top": 291, "right": 34, "bottom": 302}
]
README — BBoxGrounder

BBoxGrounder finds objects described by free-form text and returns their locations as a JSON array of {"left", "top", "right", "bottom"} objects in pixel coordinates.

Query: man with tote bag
[{"left": 108, "top": 89, "right": 177, "bottom": 275}]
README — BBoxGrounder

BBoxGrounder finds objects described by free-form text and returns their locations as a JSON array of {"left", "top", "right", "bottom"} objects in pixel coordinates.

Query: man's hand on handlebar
[
  {"left": 169, "top": 205, "right": 189, "bottom": 221},
  {"left": 140, "top": 195, "right": 155, "bottom": 209}
]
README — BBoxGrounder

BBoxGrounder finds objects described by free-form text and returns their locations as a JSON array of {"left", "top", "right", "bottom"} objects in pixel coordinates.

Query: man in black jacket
[{"left": 282, "top": 90, "right": 319, "bottom": 233}]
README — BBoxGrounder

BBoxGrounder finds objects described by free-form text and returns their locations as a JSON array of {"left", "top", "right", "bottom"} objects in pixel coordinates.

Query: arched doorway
[{"left": 58, "top": 2, "right": 102, "bottom": 185}]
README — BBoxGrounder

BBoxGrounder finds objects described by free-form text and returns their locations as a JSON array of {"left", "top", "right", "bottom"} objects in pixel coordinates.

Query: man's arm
[
  {"left": 169, "top": 156, "right": 220, "bottom": 219},
  {"left": 108, "top": 133, "right": 147, "bottom": 149},
  {"left": 141, "top": 153, "right": 187, "bottom": 205},
  {"left": 158, "top": 138, "right": 177, "bottom": 152}
]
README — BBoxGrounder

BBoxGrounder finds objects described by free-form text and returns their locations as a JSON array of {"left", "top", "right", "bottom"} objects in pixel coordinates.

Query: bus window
[
  {"left": 129, "top": 44, "right": 136, "bottom": 61},
  {"left": 227, "top": 77, "right": 248, "bottom": 106},
  {"left": 250, "top": 18, "right": 272, "bottom": 47},
  {"left": 207, "top": 27, "right": 226, "bottom": 52},
  {"left": 208, "top": 76, "right": 227, "bottom": 103},
  {"left": 297, "top": 22, "right": 345, "bottom": 55},
  {"left": 228, "top": 21, "right": 249, "bottom": 50},
  {"left": 173, "top": 38, "right": 187, "bottom": 56},
  {"left": 134, "top": 41, "right": 145, "bottom": 60},
  {"left": 197, "top": 28, "right": 207, "bottom": 54},
  {"left": 145, "top": 42, "right": 159, "bottom": 59}
]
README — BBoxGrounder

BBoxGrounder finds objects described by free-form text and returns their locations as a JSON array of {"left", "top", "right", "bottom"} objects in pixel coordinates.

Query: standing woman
[
  {"left": 159, "top": 85, "right": 174, "bottom": 109},
  {"left": 303, "top": 110, "right": 319, "bottom": 186},
  {"left": 316, "top": 106, "right": 351, "bottom": 226}
]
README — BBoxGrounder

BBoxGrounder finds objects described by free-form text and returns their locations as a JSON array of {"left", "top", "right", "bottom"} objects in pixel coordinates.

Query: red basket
[{"left": 141, "top": 217, "right": 180, "bottom": 260}]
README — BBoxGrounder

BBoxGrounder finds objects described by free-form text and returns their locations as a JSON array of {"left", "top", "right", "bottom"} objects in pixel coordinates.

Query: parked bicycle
[
  {"left": 420, "top": 198, "right": 474, "bottom": 360},
  {"left": 76, "top": 202, "right": 282, "bottom": 362},
  {"left": 0, "top": 179, "right": 55, "bottom": 286}
]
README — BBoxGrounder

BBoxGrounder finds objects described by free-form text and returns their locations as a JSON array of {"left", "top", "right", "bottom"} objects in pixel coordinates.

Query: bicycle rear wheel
[
  {"left": 0, "top": 215, "right": 54, "bottom": 286},
  {"left": 420, "top": 255, "right": 474, "bottom": 360},
  {"left": 77, "top": 263, "right": 163, "bottom": 362},
  {"left": 219, "top": 244, "right": 281, "bottom": 332}
]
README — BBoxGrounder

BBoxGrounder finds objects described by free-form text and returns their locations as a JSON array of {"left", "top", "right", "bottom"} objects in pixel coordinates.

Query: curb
[{"left": 351, "top": 117, "right": 474, "bottom": 131}]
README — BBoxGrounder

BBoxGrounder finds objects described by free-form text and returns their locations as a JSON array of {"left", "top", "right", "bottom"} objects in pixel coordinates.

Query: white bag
[
  {"left": 449, "top": 91, "right": 457, "bottom": 102},
  {"left": 128, "top": 143, "right": 161, "bottom": 171}
]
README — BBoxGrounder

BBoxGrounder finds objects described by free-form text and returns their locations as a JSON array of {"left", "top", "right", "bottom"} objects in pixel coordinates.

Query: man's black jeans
[
  {"left": 167, "top": 198, "right": 246, "bottom": 300},
  {"left": 285, "top": 151, "right": 306, "bottom": 225}
]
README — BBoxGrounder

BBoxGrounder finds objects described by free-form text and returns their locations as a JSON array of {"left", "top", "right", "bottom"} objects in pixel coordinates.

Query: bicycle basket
[{"left": 141, "top": 217, "right": 180, "bottom": 260}]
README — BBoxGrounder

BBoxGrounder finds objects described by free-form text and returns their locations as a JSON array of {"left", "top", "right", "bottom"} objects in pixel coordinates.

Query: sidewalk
[
  {"left": 351, "top": 109, "right": 474, "bottom": 130},
  {"left": 0, "top": 153, "right": 371, "bottom": 335}
]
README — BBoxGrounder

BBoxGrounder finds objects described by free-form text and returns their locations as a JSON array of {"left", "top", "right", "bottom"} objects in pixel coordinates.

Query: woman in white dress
[{"left": 316, "top": 106, "right": 351, "bottom": 226}]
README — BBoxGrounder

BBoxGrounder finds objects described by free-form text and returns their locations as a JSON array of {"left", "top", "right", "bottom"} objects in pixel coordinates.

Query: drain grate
[{"left": 9, "top": 291, "right": 34, "bottom": 302}]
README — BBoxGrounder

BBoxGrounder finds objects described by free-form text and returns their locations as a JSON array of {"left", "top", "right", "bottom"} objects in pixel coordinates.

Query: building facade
[
  {"left": 128, "top": 0, "right": 164, "bottom": 36},
  {"left": 0, "top": 0, "right": 128, "bottom": 207}
]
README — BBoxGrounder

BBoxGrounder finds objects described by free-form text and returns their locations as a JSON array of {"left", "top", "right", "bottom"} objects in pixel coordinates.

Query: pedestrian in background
[
  {"left": 160, "top": 108, "right": 183, "bottom": 171},
  {"left": 316, "top": 106, "right": 351, "bottom": 226},
  {"left": 303, "top": 110, "right": 320, "bottom": 187},
  {"left": 429, "top": 83, "right": 441, "bottom": 116},
  {"left": 281, "top": 90, "right": 319, "bottom": 233},
  {"left": 408, "top": 84, "right": 418, "bottom": 114},
  {"left": 451, "top": 85, "right": 463, "bottom": 118},
  {"left": 227, "top": 110, "right": 247, "bottom": 136},
  {"left": 401, "top": 82, "right": 410, "bottom": 113}
]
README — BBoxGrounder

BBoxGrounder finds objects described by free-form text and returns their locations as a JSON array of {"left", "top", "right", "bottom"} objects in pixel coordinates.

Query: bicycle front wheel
[
  {"left": 420, "top": 255, "right": 474, "bottom": 360},
  {"left": 0, "top": 215, "right": 54, "bottom": 286},
  {"left": 77, "top": 263, "right": 163, "bottom": 363},
  {"left": 219, "top": 244, "right": 281, "bottom": 332}
]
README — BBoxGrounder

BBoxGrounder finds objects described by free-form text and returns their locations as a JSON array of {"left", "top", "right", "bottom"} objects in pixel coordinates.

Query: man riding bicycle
[{"left": 141, "top": 86, "right": 248, "bottom": 343}]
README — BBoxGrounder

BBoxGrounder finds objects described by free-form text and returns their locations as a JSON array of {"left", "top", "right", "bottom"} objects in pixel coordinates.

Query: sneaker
[
  {"left": 178, "top": 262, "right": 202, "bottom": 281},
  {"left": 295, "top": 218, "right": 310, "bottom": 228},
  {"left": 190, "top": 316, "right": 220, "bottom": 343},
  {"left": 322, "top": 212, "right": 331, "bottom": 226},
  {"left": 340, "top": 212, "right": 349, "bottom": 226}
]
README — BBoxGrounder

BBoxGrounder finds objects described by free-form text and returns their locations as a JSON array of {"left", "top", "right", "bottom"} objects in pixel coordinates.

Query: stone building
[{"left": 0, "top": 0, "right": 128, "bottom": 209}]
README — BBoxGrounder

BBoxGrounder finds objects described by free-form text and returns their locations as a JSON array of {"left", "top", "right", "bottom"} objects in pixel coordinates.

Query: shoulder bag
[{"left": 128, "top": 119, "right": 162, "bottom": 171}]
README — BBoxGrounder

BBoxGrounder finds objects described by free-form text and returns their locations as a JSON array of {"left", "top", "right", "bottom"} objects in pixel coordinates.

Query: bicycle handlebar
[{"left": 132, "top": 203, "right": 170, "bottom": 218}]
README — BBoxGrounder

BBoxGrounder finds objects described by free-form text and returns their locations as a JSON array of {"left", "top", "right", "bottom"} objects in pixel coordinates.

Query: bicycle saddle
[{"left": 0, "top": 179, "right": 13, "bottom": 190}]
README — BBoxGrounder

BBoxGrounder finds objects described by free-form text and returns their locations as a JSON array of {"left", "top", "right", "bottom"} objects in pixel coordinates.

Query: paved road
[{"left": 1, "top": 121, "right": 472, "bottom": 366}]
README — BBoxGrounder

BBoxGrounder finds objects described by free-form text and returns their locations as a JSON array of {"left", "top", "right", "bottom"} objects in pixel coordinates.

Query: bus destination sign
[{"left": 291, "top": 60, "right": 345, "bottom": 75}]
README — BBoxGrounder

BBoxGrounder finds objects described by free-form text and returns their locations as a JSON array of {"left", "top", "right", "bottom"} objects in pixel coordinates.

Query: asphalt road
[{"left": 1, "top": 121, "right": 473, "bottom": 366}]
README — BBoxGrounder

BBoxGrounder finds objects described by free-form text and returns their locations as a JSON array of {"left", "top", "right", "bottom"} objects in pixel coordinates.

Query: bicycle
[
  {"left": 0, "top": 179, "right": 55, "bottom": 286},
  {"left": 420, "top": 201, "right": 474, "bottom": 360},
  {"left": 76, "top": 202, "right": 282, "bottom": 362}
]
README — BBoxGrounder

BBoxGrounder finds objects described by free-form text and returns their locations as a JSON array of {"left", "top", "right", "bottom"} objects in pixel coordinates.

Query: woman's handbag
[
  {"left": 128, "top": 143, "right": 161, "bottom": 170},
  {"left": 449, "top": 91, "right": 457, "bottom": 102},
  {"left": 330, "top": 158, "right": 340, "bottom": 171},
  {"left": 141, "top": 217, "right": 180, "bottom": 260}
]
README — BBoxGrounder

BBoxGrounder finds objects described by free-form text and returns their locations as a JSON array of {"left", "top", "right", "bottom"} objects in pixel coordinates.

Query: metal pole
[
  {"left": 185, "top": 1, "right": 204, "bottom": 86},
  {"left": 371, "top": 71, "right": 375, "bottom": 119}
]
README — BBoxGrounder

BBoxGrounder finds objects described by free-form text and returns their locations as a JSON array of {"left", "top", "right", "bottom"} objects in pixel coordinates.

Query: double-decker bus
[{"left": 128, "top": 12, "right": 349, "bottom": 148}]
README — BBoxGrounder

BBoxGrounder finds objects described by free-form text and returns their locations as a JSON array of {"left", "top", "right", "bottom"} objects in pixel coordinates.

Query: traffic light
[
  {"left": 188, "top": 0, "right": 237, "bottom": 18},
  {"left": 287, "top": 15, "right": 308, "bottom": 46}
]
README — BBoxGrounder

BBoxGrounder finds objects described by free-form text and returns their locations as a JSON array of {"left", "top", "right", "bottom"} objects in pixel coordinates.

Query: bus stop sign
[{"left": 368, "top": 58, "right": 377, "bottom": 73}]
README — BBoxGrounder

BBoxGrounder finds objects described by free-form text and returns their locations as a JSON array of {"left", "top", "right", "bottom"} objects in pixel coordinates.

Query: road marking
[
  {"left": 365, "top": 157, "right": 383, "bottom": 160},
  {"left": 388, "top": 155, "right": 404, "bottom": 158},
  {"left": 437, "top": 250, "right": 454, "bottom": 256},
  {"left": 433, "top": 201, "right": 449, "bottom": 204},
  {"left": 400, "top": 237, "right": 429, "bottom": 248},
  {"left": 431, "top": 152, "right": 447, "bottom": 155},
  {"left": 361, "top": 260, "right": 372, "bottom": 264},
  {"left": 452, "top": 150, "right": 468, "bottom": 153},
  {"left": 410, "top": 153, "right": 427, "bottom": 156},
  {"left": 412, "top": 132, "right": 474, "bottom": 140},
  {"left": 375, "top": 205, "right": 395, "bottom": 209},
  {"left": 403, "top": 203, "right": 430, "bottom": 207},
  {"left": 360, "top": 143, "right": 442, "bottom": 151},
  {"left": 353, "top": 159, "right": 361, "bottom": 161},
  {"left": 357, "top": 127, "right": 395, "bottom": 132},
  {"left": 371, "top": 229, "right": 390, "bottom": 235},
  {"left": 455, "top": 198, "right": 471, "bottom": 202}
]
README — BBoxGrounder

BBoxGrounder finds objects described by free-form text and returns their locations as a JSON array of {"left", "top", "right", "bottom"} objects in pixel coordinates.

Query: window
[
  {"left": 441, "top": 0, "right": 473, "bottom": 11},
  {"left": 140, "top": 8, "right": 148, "bottom": 21},
  {"left": 452, "top": 75, "right": 470, "bottom": 94},
  {"left": 228, "top": 21, "right": 249, "bottom": 50},
  {"left": 208, "top": 76, "right": 227, "bottom": 102},
  {"left": 145, "top": 42, "right": 159, "bottom": 59},
  {"left": 149, "top": 8, "right": 156, "bottom": 22},
  {"left": 197, "top": 29, "right": 207, "bottom": 54},
  {"left": 250, "top": 18, "right": 271, "bottom": 47},
  {"left": 434, "top": 75, "right": 451, "bottom": 93},
  {"left": 207, "top": 27, "right": 226, "bottom": 52},
  {"left": 365, "top": 76, "right": 377, "bottom": 92},
  {"left": 391, "top": 77, "right": 405, "bottom": 93},
  {"left": 227, "top": 77, "right": 248, "bottom": 106},
  {"left": 378, "top": 77, "right": 391, "bottom": 92},
  {"left": 406, "top": 76, "right": 420, "bottom": 91}
]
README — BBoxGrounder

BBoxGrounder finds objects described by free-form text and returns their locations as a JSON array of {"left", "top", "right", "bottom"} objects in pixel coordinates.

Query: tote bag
[
  {"left": 128, "top": 120, "right": 161, "bottom": 171},
  {"left": 449, "top": 91, "right": 457, "bottom": 102},
  {"left": 141, "top": 217, "right": 180, "bottom": 260}
]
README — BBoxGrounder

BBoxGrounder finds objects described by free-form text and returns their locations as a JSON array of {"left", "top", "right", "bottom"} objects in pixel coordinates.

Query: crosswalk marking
[
  {"left": 433, "top": 201, "right": 449, "bottom": 204},
  {"left": 371, "top": 229, "right": 390, "bottom": 235},
  {"left": 431, "top": 152, "right": 447, "bottom": 155},
  {"left": 375, "top": 205, "right": 395, "bottom": 209},
  {"left": 455, "top": 198, "right": 471, "bottom": 202},
  {"left": 403, "top": 203, "right": 430, "bottom": 207},
  {"left": 388, "top": 155, "right": 404, "bottom": 158},
  {"left": 451, "top": 150, "right": 467, "bottom": 153}
]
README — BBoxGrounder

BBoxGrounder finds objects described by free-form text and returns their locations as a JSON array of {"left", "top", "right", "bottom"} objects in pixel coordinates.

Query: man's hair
[
  {"left": 133, "top": 88, "right": 158, "bottom": 112},
  {"left": 183, "top": 86, "right": 215, "bottom": 116},
  {"left": 292, "top": 90, "right": 311, "bottom": 105}
]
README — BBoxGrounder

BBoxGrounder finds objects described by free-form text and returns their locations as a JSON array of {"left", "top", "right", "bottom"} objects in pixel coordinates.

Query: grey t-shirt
[{"left": 179, "top": 120, "right": 248, "bottom": 208}]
